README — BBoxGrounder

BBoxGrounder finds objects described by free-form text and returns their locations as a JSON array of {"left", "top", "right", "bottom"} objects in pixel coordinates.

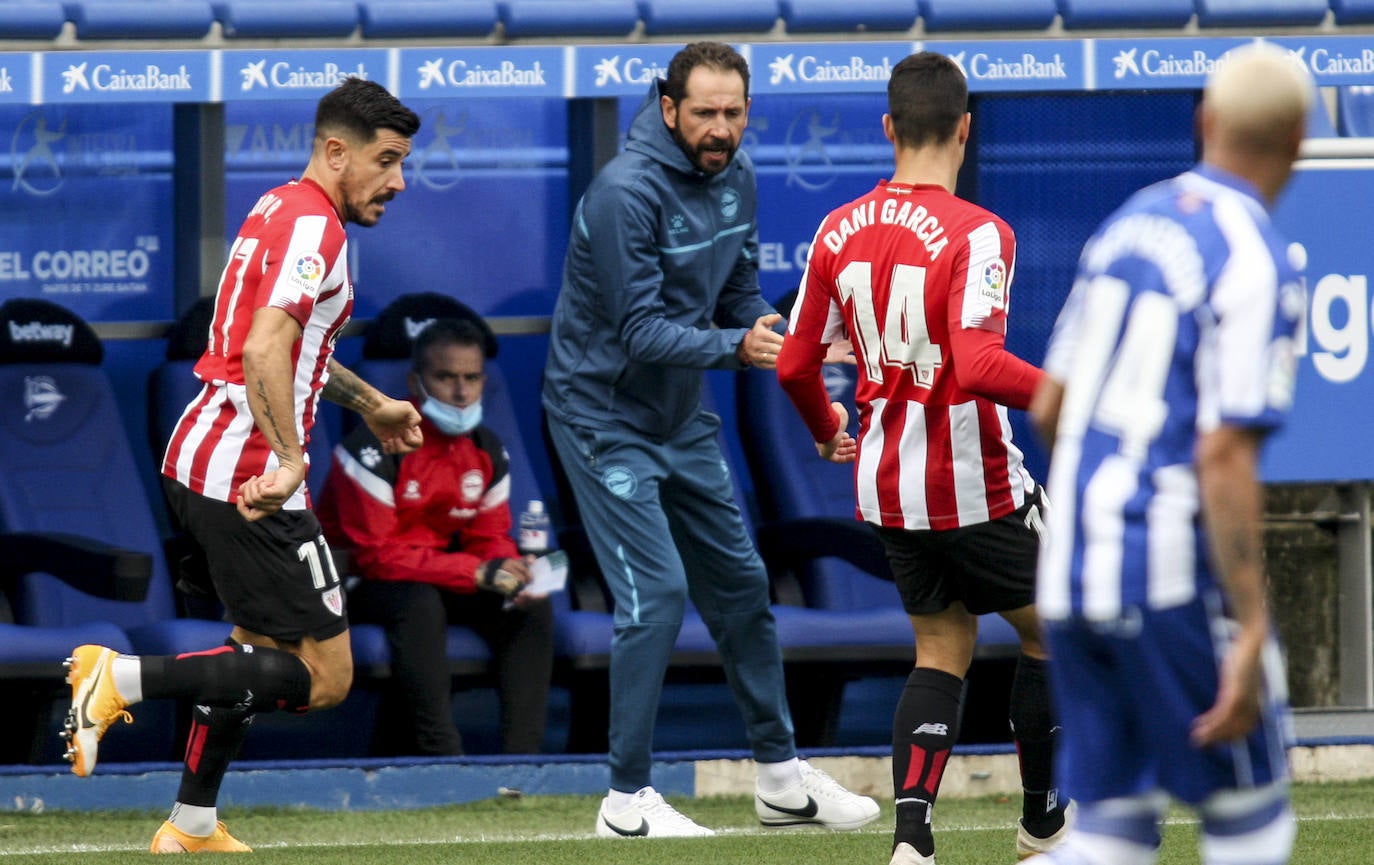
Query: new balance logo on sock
[{"left": 911, "top": 723, "right": 949, "bottom": 736}]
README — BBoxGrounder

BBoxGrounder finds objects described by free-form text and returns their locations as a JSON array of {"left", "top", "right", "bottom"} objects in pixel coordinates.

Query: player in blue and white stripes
[{"left": 1026, "top": 42, "right": 1311, "bottom": 865}]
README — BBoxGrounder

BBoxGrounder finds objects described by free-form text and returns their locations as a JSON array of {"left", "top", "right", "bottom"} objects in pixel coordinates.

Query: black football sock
[
  {"left": 892, "top": 667, "right": 963, "bottom": 858},
  {"left": 1009, "top": 653, "right": 1065, "bottom": 836},
  {"left": 141, "top": 643, "right": 312, "bottom": 714},
  {"left": 175, "top": 702, "right": 254, "bottom": 807}
]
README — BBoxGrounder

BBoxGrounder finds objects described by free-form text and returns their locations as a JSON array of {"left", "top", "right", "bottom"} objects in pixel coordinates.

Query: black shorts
[
  {"left": 162, "top": 477, "right": 349, "bottom": 642},
  {"left": 872, "top": 487, "right": 1043, "bottom": 617}
]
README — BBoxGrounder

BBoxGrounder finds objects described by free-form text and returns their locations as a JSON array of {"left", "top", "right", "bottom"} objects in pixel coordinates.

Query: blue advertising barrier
[{"left": 1267, "top": 158, "right": 1374, "bottom": 483}]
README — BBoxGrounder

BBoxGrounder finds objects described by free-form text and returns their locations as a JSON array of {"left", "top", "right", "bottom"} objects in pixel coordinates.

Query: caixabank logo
[
  {"left": 1266, "top": 36, "right": 1374, "bottom": 86},
  {"left": 929, "top": 40, "right": 1081, "bottom": 92},
  {"left": 572, "top": 46, "right": 677, "bottom": 97},
  {"left": 226, "top": 50, "right": 386, "bottom": 100},
  {"left": 755, "top": 43, "right": 910, "bottom": 93},
  {"left": 400, "top": 47, "right": 563, "bottom": 98},
  {"left": 44, "top": 52, "right": 210, "bottom": 102},
  {"left": 1095, "top": 38, "right": 1245, "bottom": 90}
]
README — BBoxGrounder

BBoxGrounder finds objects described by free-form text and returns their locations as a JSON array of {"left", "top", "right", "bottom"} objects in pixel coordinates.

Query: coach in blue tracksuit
[{"left": 543, "top": 42, "right": 877, "bottom": 838}]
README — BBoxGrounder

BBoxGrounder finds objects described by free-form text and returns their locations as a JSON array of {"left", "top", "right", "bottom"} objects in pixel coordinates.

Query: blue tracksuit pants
[{"left": 547, "top": 410, "right": 796, "bottom": 791}]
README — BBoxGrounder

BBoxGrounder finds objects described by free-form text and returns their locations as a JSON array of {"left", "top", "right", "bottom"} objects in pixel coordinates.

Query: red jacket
[{"left": 317, "top": 413, "right": 519, "bottom": 594}]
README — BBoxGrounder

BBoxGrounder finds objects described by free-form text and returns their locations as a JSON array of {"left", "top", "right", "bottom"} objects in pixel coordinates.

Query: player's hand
[
  {"left": 366, "top": 397, "right": 423, "bottom": 454},
  {"left": 823, "top": 338, "right": 857, "bottom": 365},
  {"left": 477, "top": 557, "right": 532, "bottom": 600},
  {"left": 1191, "top": 629, "right": 1264, "bottom": 746},
  {"left": 741, "top": 313, "right": 785, "bottom": 369},
  {"left": 236, "top": 463, "right": 305, "bottom": 521},
  {"left": 817, "top": 402, "right": 856, "bottom": 463}
]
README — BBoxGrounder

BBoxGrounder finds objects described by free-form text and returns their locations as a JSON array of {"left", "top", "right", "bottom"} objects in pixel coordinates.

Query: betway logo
[
  {"left": 239, "top": 60, "right": 368, "bottom": 92},
  {"left": 1112, "top": 48, "right": 1223, "bottom": 80},
  {"left": 592, "top": 55, "right": 668, "bottom": 87},
  {"left": 768, "top": 54, "right": 894, "bottom": 85},
  {"left": 9, "top": 320, "right": 74, "bottom": 347},
  {"left": 62, "top": 62, "right": 193, "bottom": 94},
  {"left": 417, "top": 58, "right": 547, "bottom": 89},
  {"left": 948, "top": 51, "right": 1067, "bottom": 81}
]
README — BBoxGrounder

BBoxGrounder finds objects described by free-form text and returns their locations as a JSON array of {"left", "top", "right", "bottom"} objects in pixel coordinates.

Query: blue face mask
[{"left": 416, "top": 381, "right": 483, "bottom": 436}]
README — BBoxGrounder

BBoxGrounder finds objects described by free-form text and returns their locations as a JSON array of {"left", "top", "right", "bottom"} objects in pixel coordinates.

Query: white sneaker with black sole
[
  {"left": 755, "top": 759, "right": 880, "bottom": 831},
  {"left": 596, "top": 787, "right": 715, "bottom": 838}
]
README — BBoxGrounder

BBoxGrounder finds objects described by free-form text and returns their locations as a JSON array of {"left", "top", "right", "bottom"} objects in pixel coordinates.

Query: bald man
[{"left": 1023, "top": 43, "right": 1311, "bottom": 865}]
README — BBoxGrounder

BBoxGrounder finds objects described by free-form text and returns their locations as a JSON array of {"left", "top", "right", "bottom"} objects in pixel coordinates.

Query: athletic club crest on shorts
[{"left": 322, "top": 586, "right": 344, "bottom": 617}]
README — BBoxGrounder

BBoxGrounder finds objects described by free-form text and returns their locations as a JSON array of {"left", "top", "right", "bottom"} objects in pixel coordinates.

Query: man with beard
[
  {"left": 61, "top": 78, "right": 423, "bottom": 853},
  {"left": 543, "top": 41, "right": 878, "bottom": 837}
]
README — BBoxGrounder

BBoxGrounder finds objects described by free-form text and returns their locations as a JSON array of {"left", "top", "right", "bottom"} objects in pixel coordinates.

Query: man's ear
[
  {"left": 661, "top": 95, "right": 677, "bottom": 131},
  {"left": 324, "top": 136, "right": 348, "bottom": 170}
]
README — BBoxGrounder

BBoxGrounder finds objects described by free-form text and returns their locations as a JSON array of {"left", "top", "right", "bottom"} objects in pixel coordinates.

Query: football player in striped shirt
[
  {"left": 1025, "top": 43, "right": 1310, "bottom": 865},
  {"left": 62, "top": 78, "right": 423, "bottom": 853},
  {"left": 778, "top": 51, "right": 1069, "bottom": 864}
]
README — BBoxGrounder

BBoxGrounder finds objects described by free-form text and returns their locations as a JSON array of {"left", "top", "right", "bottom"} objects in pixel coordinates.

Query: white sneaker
[
  {"left": 1017, "top": 800, "right": 1076, "bottom": 860},
  {"left": 755, "top": 759, "right": 880, "bottom": 831},
  {"left": 595, "top": 787, "right": 715, "bottom": 838},
  {"left": 889, "top": 841, "right": 935, "bottom": 865}
]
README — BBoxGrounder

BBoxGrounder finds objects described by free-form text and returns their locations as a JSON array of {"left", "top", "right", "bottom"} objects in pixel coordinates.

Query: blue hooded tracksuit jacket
[
  {"left": 542, "top": 79, "right": 795, "bottom": 791},
  {"left": 543, "top": 79, "right": 776, "bottom": 438}
]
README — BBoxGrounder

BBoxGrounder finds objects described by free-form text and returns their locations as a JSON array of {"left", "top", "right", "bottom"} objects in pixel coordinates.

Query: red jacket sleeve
[
  {"left": 947, "top": 325, "right": 1045, "bottom": 410},
  {"left": 777, "top": 334, "right": 839, "bottom": 443}
]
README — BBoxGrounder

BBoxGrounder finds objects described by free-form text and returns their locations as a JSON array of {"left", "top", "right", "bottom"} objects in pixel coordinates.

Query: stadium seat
[
  {"left": 636, "top": 0, "right": 780, "bottom": 35},
  {"left": 212, "top": 0, "right": 359, "bottom": 38},
  {"left": 358, "top": 0, "right": 497, "bottom": 38},
  {"left": 0, "top": 298, "right": 233, "bottom": 765},
  {"left": 499, "top": 0, "right": 639, "bottom": 38},
  {"left": 0, "top": 1, "right": 67, "bottom": 39},
  {"left": 1195, "top": 0, "right": 1330, "bottom": 27},
  {"left": 1338, "top": 85, "right": 1374, "bottom": 136},
  {"left": 62, "top": 0, "right": 215, "bottom": 39},
  {"left": 917, "top": 0, "right": 1057, "bottom": 31},
  {"left": 779, "top": 0, "right": 918, "bottom": 34},
  {"left": 1331, "top": 0, "right": 1374, "bottom": 24},
  {"left": 341, "top": 294, "right": 536, "bottom": 695},
  {"left": 1056, "top": 0, "right": 1195, "bottom": 28}
]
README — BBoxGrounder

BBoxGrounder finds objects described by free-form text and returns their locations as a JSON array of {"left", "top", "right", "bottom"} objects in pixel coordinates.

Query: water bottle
[{"left": 518, "top": 499, "right": 550, "bottom": 557}]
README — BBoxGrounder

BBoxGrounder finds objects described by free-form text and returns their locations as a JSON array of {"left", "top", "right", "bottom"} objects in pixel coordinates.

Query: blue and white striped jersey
[{"left": 1038, "top": 164, "right": 1304, "bottom": 621}]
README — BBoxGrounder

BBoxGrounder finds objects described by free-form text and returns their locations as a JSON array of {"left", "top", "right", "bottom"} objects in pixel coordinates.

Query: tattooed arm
[
  {"left": 237, "top": 307, "right": 308, "bottom": 521},
  {"left": 1192, "top": 423, "right": 1270, "bottom": 746},
  {"left": 323, "top": 357, "right": 423, "bottom": 455}
]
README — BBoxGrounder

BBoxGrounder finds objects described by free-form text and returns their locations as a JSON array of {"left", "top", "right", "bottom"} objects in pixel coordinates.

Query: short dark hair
[
  {"left": 314, "top": 77, "right": 420, "bottom": 146},
  {"left": 411, "top": 318, "right": 489, "bottom": 373},
  {"left": 663, "top": 41, "right": 750, "bottom": 104},
  {"left": 887, "top": 52, "right": 967, "bottom": 150}
]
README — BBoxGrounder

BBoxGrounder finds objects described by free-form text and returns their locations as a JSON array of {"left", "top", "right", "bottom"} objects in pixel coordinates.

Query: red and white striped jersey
[
  {"left": 780, "top": 180, "right": 1042, "bottom": 531},
  {"left": 162, "top": 178, "right": 352, "bottom": 509}
]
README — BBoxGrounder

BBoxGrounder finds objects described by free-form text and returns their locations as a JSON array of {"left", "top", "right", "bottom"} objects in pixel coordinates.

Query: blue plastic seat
[
  {"left": 780, "top": 0, "right": 918, "bottom": 33},
  {"left": 342, "top": 293, "right": 539, "bottom": 684},
  {"left": 1057, "top": 0, "right": 1195, "bottom": 28},
  {"left": 918, "top": 0, "right": 1057, "bottom": 31},
  {"left": 1331, "top": 0, "right": 1374, "bottom": 24},
  {"left": 1195, "top": 0, "right": 1330, "bottom": 27},
  {"left": 358, "top": 0, "right": 497, "bottom": 38},
  {"left": 0, "top": 298, "right": 233, "bottom": 764},
  {"left": 500, "top": 0, "right": 638, "bottom": 37},
  {"left": 212, "top": 0, "right": 358, "bottom": 38},
  {"left": 63, "top": 0, "right": 214, "bottom": 39},
  {"left": 1338, "top": 85, "right": 1374, "bottom": 136},
  {"left": 0, "top": 1, "right": 67, "bottom": 39},
  {"left": 636, "top": 0, "right": 780, "bottom": 35}
]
